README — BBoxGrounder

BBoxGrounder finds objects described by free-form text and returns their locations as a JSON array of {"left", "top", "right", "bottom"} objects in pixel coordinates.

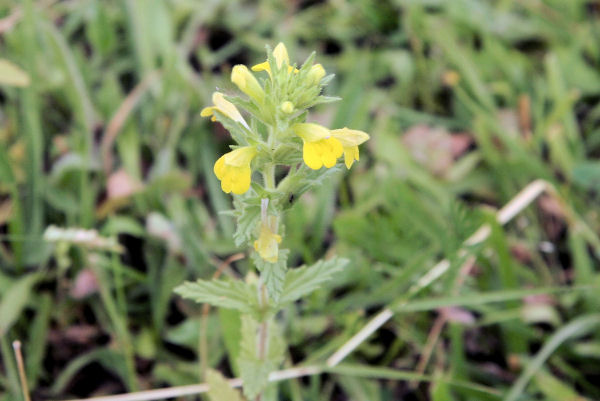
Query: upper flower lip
[
  {"left": 201, "top": 92, "right": 249, "bottom": 128},
  {"left": 330, "top": 128, "right": 370, "bottom": 147},
  {"left": 292, "top": 123, "right": 331, "bottom": 142},
  {"left": 223, "top": 146, "right": 257, "bottom": 167}
]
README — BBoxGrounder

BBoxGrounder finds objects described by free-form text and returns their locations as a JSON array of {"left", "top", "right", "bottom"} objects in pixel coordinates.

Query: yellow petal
[
  {"left": 221, "top": 175, "right": 232, "bottom": 193},
  {"left": 307, "top": 64, "right": 326, "bottom": 85},
  {"left": 200, "top": 106, "right": 215, "bottom": 117},
  {"left": 322, "top": 138, "right": 343, "bottom": 168},
  {"left": 251, "top": 61, "right": 270, "bottom": 73},
  {"left": 213, "top": 155, "right": 227, "bottom": 180},
  {"left": 254, "top": 223, "right": 282, "bottom": 262},
  {"left": 231, "top": 65, "right": 265, "bottom": 103},
  {"left": 230, "top": 166, "right": 252, "bottom": 194},
  {"left": 303, "top": 141, "right": 323, "bottom": 170},
  {"left": 273, "top": 42, "right": 290, "bottom": 68},
  {"left": 330, "top": 127, "right": 370, "bottom": 147},
  {"left": 223, "top": 146, "right": 257, "bottom": 167},
  {"left": 343, "top": 146, "right": 359, "bottom": 169},
  {"left": 212, "top": 92, "right": 247, "bottom": 127},
  {"left": 292, "top": 123, "right": 330, "bottom": 142}
]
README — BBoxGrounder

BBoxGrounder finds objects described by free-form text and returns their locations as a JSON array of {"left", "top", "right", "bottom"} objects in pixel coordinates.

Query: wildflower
[
  {"left": 231, "top": 65, "right": 265, "bottom": 103},
  {"left": 331, "top": 128, "right": 370, "bottom": 169},
  {"left": 253, "top": 218, "right": 282, "bottom": 263},
  {"left": 213, "top": 146, "right": 257, "bottom": 194},
  {"left": 292, "top": 123, "right": 343, "bottom": 170},
  {"left": 306, "top": 64, "right": 326, "bottom": 85},
  {"left": 252, "top": 42, "right": 297, "bottom": 75},
  {"left": 200, "top": 92, "right": 249, "bottom": 128}
]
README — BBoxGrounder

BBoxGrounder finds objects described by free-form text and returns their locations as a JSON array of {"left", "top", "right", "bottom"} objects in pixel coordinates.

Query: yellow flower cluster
[{"left": 201, "top": 43, "right": 370, "bottom": 196}]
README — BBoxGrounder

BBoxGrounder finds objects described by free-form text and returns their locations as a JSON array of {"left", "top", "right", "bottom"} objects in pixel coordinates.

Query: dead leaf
[
  {"left": 402, "top": 125, "right": 471, "bottom": 176},
  {"left": 107, "top": 169, "right": 143, "bottom": 199},
  {"left": 70, "top": 268, "right": 99, "bottom": 299}
]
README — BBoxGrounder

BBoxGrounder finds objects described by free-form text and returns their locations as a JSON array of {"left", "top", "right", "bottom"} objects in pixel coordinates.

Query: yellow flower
[
  {"left": 307, "top": 64, "right": 326, "bottom": 85},
  {"left": 330, "top": 128, "right": 370, "bottom": 169},
  {"left": 253, "top": 218, "right": 282, "bottom": 263},
  {"left": 213, "top": 146, "right": 257, "bottom": 194},
  {"left": 292, "top": 123, "right": 343, "bottom": 170},
  {"left": 200, "top": 92, "right": 249, "bottom": 128},
  {"left": 252, "top": 42, "right": 297, "bottom": 75},
  {"left": 231, "top": 65, "right": 265, "bottom": 103}
]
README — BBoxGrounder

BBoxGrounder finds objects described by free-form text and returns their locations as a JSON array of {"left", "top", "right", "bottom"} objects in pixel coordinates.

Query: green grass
[{"left": 1, "top": 0, "right": 600, "bottom": 400}]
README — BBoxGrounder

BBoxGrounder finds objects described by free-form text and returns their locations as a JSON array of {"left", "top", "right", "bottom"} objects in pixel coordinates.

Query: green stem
[
  {"left": 0, "top": 336, "right": 21, "bottom": 400},
  {"left": 255, "top": 283, "right": 269, "bottom": 401},
  {"left": 263, "top": 163, "right": 276, "bottom": 190}
]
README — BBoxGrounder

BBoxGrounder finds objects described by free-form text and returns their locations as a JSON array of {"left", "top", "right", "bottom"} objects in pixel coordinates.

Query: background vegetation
[{"left": 1, "top": 0, "right": 600, "bottom": 400}]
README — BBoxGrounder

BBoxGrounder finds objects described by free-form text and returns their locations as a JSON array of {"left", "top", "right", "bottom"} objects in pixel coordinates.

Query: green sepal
[{"left": 211, "top": 109, "right": 254, "bottom": 146}]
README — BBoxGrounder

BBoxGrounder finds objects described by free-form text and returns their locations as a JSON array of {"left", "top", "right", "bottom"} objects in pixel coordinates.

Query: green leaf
[
  {"left": 25, "top": 292, "right": 52, "bottom": 387},
  {"left": 504, "top": 314, "right": 600, "bottom": 401},
  {"left": 0, "top": 59, "right": 30, "bottom": 87},
  {"left": 219, "top": 308, "right": 242, "bottom": 376},
  {"left": 174, "top": 279, "right": 259, "bottom": 315},
  {"left": 50, "top": 348, "right": 130, "bottom": 395},
  {"left": 232, "top": 198, "right": 261, "bottom": 247},
  {"left": 237, "top": 316, "right": 285, "bottom": 399},
  {"left": 572, "top": 162, "right": 600, "bottom": 191},
  {"left": 206, "top": 369, "right": 245, "bottom": 401},
  {"left": 0, "top": 273, "right": 42, "bottom": 335},
  {"left": 252, "top": 250, "right": 289, "bottom": 303},
  {"left": 279, "top": 257, "right": 348, "bottom": 305}
]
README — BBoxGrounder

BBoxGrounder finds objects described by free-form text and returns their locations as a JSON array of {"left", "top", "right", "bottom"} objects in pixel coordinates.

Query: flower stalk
[{"left": 179, "top": 42, "right": 370, "bottom": 399}]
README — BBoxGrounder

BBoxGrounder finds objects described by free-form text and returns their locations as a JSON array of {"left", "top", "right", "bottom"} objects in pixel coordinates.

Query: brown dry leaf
[
  {"left": 70, "top": 268, "right": 99, "bottom": 299},
  {"left": 107, "top": 169, "right": 143, "bottom": 199},
  {"left": 497, "top": 109, "right": 520, "bottom": 137},
  {"left": 538, "top": 195, "right": 565, "bottom": 219},
  {"left": 510, "top": 243, "right": 532, "bottom": 264},
  {"left": 0, "top": 200, "right": 12, "bottom": 225},
  {"left": 439, "top": 306, "right": 475, "bottom": 325},
  {"left": 402, "top": 125, "right": 472, "bottom": 176}
]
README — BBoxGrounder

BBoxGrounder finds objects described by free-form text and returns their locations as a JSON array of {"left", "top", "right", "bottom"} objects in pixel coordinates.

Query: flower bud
[
  {"left": 307, "top": 64, "right": 326, "bottom": 85},
  {"left": 281, "top": 101, "right": 294, "bottom": 114},
  {"left": 231, "top": 65, "right": 265, "bottom": 103}
]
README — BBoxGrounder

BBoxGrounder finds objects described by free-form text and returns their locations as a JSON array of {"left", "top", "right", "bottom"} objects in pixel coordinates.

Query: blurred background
[{"left": 1, "top": 0, "right": 600, "bottom": 400}]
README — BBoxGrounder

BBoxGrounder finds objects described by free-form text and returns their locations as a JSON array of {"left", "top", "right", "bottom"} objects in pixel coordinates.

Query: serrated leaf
[
  {"left": 237, "top": 316, "right": 285, "bottom": 399},
  {"left": 279, "top": 257, "right": 348, "bottom": 305},
  {"left": 219, "top": 308, "right": 242, "bottom": 376},
  {"left": 0, "top": 59, "right": 30, "bottom": 87},
  {"left": 252, "top": 250, "right": 288, "bottom": 303},
  {"left": 232, "top": 198, "right": 261, "bottom": 247},
  {"left": 174, "top": 279, "right": 258, "bottom": 315},
  {"left": 206, "top": 369, "right": 245, "bottom": 401}
]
